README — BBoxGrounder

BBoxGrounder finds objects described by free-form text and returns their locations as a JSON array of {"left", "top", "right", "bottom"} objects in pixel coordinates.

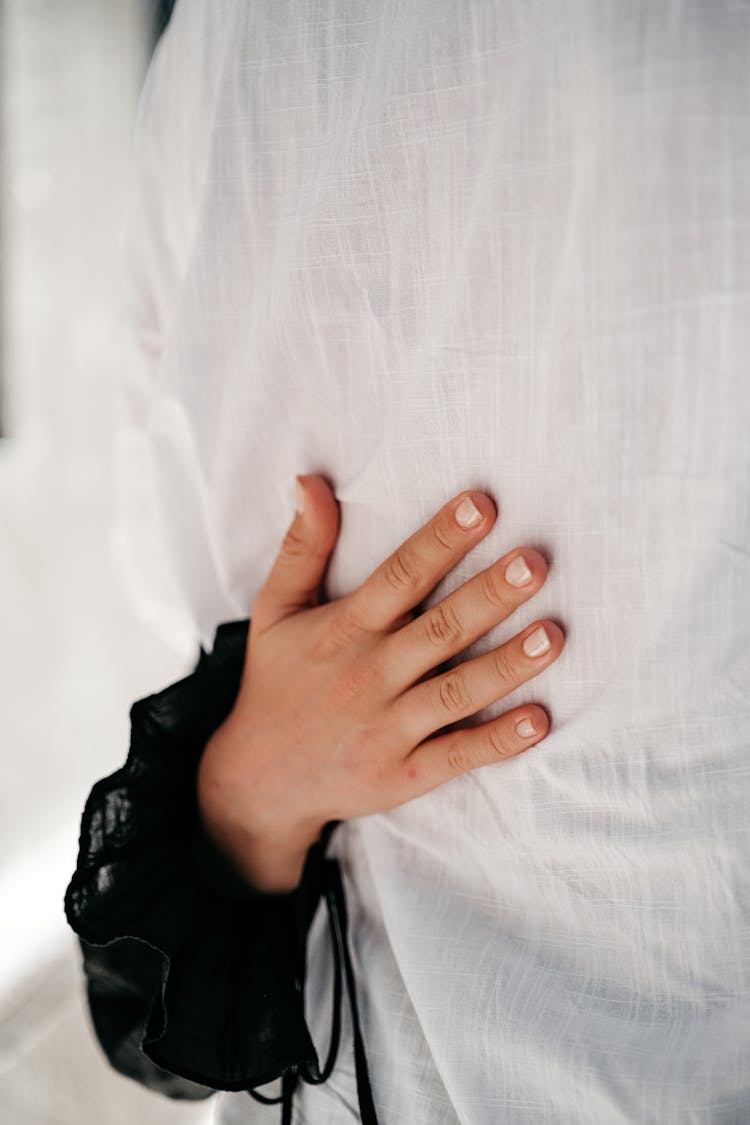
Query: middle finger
[{"left": 380, "top": 547, "right": 548, "bottom": 693}]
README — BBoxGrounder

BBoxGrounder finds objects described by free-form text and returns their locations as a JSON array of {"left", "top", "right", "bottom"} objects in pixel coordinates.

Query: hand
[{"left": 197, "top": 474, "right": 565, "bottom": 892}]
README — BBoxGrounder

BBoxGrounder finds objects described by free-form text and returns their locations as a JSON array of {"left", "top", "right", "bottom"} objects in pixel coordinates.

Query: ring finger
[{"left": 393, "top": 619, "right": 565, "bottom": 746}]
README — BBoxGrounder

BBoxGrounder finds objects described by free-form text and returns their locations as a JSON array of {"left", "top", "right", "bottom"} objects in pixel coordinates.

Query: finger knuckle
[
  {"left": 313, "top": 608, "right": 363, "bottom": 660},
  {"left": 479, "top": 567, "right": 507, "bottom": 610},
  {"left": 424, "top": 601, "right": 463, "bottom": 649},
  {"left": 436, "top": 672, "right": 472, "bottom": 715},
  {"left": 331, "top": 660, "right": 377, "bottom": 705},
  {"left": 445, "top": 739, "right": 468, "bottom": 775},
  {"left": 279, "top": 525, "right": 310, "bottom": 562},
  {"left": 487, "top": 724, "right": 512, "bottom": 761},
  {"left": 384, "top": 547, "right": 418, "bottom": 593},
  {"left": 429, "top": 519, "right": 458, "bottom": 554},
  {"left": 491, "top": 646, "right": 516, "bottom": 687}
]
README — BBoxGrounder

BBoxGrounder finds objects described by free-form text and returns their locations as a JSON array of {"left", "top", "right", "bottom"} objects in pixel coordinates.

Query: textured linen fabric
[{"left": 111, "top": 1, "right": 750, "bottom": 1122}]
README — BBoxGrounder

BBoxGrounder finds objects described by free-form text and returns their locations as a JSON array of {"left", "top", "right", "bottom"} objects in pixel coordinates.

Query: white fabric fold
[{"left": 114, "top": 2, "right": 750, "bottom": 1121}]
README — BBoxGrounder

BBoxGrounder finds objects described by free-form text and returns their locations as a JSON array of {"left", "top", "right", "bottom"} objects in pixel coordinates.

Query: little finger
[{"left": 401, "top": 705, "right": 550, "bottom": 798}]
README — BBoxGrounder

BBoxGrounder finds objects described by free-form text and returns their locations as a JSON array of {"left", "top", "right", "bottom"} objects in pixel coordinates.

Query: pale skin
[{"left": 197, "top": 473, "right": 565, "bottom": 894}]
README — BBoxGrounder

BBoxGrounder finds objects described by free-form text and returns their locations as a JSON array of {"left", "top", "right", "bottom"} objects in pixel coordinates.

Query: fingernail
[
  {"left": 505, "top": 555, "right": 533, "bottom": 587},
  {"left": 516, "top": 717, "right": 537, "bottom": 738},
  {"left": 295, "top": 476, "right": 305, "bottom": 515},
  {"left": 523, "top": 626, "right": 551, "bottom": 658},
  {"left": 455, "top": 495, "right": 482, "bottom": 529}
]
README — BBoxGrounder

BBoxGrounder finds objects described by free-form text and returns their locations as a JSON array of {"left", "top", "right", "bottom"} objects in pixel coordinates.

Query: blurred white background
[{"left": 0, "top": 1, "right": 213, "bottom": 1121}]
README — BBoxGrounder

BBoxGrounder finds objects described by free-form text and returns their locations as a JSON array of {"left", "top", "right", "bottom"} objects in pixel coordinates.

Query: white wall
[{"left": 0, "top": 2, "right": 211, "bottom": 1121}]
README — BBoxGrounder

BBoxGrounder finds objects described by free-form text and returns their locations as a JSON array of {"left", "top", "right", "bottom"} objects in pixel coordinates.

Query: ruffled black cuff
[{"left": 64, "top": 618, "right": 331, "bottom": 1093}]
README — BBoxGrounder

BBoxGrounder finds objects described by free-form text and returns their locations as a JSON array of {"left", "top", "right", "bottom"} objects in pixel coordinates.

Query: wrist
[
  {"left": 196, "top": 720, "right": 323, "bottom": 894},
  {"left": 198, "top": 817, "right": 313, "bottom": 895}
]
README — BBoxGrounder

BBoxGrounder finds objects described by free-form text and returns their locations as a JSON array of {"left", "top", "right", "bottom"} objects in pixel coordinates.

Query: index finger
[{"left": 348, "top": 491, "right": 497, "bottom": 633}]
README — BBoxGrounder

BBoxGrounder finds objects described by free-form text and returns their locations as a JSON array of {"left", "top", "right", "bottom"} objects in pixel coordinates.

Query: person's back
[{"left": 114, "top": 2, "right": 750, "bottom": 1121}]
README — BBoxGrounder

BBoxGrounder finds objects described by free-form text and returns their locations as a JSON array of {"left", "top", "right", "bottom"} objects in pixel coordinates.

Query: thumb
[{"left": 251, "top": 474, "right": 341, "bottom": 632}]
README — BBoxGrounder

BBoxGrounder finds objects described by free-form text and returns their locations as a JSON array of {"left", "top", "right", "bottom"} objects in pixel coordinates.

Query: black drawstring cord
[
  {"left": 247, "top": 1088, "right": 282, "bottom": 1106},
  {"left": 280, "top": 1071, "right": 297, "bottom": 1125},
  {"left": 247, "top": 1066, "right": 297, "bottom": 1123},
  {"left": 246, "top": 856, "right": 380, "bottom": 1125},
  {"left": 323, "top": 859, "right": 380, "bottom": 1125},
  {"left": 299, "top": 858, "right": 344, "bottom": 1086}
]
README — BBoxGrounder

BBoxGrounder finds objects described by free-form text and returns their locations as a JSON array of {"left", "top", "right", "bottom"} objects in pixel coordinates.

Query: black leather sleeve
[{"left": 64, "top": 618, "right": 334, "bottom": 1099}]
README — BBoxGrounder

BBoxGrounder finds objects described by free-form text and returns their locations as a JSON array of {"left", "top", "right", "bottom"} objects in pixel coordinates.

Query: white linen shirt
[{"left": 112, "top": 2, "right": 750, "bottom": 1122}]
